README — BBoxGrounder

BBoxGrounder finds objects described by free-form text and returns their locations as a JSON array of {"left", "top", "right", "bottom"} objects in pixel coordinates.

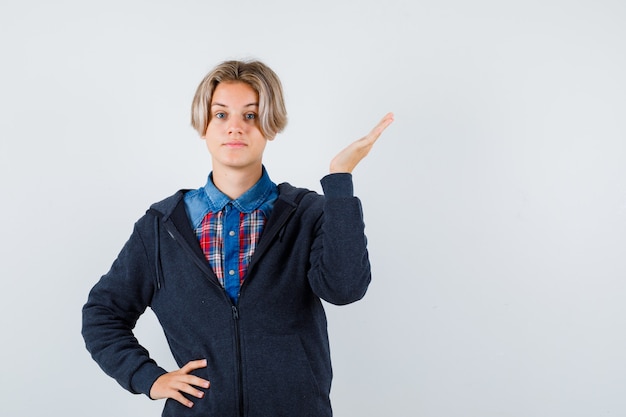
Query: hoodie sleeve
[
  {"left": 81, "top": 219, "right": 167, "bottom": 397},
  {"left": 306, "top": 173, "right": 371, "bottom": 305}
]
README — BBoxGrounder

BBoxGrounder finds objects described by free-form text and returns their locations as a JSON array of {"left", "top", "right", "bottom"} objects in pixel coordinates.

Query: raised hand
[{"left": 329, "top": 112, "right": 394, "bottom": 174}]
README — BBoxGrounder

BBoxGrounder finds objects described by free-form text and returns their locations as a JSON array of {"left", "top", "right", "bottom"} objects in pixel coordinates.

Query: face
[{"left": 203, "top": 81, "right": 271, "bottom": 174}]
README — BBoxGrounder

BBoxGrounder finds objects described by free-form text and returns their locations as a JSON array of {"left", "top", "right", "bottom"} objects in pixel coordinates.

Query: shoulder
[
  {"left": 147, "top": 190, "right": 187, "bottom": 217},
  {"left": 277, "top": 182, "right": 321, "bottom": 207}
]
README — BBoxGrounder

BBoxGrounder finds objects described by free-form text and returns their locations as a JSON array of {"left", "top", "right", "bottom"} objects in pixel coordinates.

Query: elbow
[{"left": 315, "top": 270, "right": 371, "bottom": 306}]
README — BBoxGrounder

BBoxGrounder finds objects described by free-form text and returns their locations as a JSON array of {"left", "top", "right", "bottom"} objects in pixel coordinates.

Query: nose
[{"left": 227, "top": 119, "right": 244, "bottom": 135}]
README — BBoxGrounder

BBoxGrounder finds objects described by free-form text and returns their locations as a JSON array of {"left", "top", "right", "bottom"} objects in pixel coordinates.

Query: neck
[{"left": 211, "top": 165, "right": 263, "bottom": 200}]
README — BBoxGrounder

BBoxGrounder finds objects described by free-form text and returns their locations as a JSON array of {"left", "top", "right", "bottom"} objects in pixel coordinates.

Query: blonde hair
[{"left": 191, "top": 60, "right": 288, "bottom": 139}]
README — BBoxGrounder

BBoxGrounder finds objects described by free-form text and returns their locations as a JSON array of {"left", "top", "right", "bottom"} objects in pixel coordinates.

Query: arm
[
  {"left": 81, "top": 224, "right": 168, "bottom": 395},
  {"left": 307, "top": 113, "right": 394, "bottom": 305},
  {"left": 82, "top": 222, "right": 210, "bottom": 407}
]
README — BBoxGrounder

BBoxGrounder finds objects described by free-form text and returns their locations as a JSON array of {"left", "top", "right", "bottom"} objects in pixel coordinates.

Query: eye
[
  {"left": 215, "top": 112, "right": 226, "bottom": 119},
  {"left": 245, "top": 113, "right": 256, "bottom": 120}
]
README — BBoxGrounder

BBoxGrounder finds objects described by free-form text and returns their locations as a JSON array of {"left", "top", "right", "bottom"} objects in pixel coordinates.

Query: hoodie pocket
[{"left": 242, "top": 334, "right": 328, "bottom": 417}]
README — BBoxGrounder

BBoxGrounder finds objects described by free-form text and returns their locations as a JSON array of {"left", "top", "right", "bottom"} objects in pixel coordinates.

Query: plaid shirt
[
  {"left": 184, "top": 168, "right": 278, "bottom": 303},
  {"left": 196, "top": 208, "right": 266, "bottom": 301}
]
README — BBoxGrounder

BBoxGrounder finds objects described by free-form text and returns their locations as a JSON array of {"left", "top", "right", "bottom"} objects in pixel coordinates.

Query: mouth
[{"left": 223, "top": 141, "right": 247, "bottom": 148}]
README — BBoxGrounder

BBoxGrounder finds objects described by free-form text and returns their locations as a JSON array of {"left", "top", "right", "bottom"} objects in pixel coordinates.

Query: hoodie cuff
[
  {"left": 130, "top": 361, "right": 169, "bottom": 397},
  {"left": 320, "top": 173, "right": 354, "bottom": 198}
]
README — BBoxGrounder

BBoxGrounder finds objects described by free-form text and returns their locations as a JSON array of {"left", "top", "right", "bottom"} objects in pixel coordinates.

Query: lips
[{"left": 224, "top": 141, "right": 247, "bottom": 148}]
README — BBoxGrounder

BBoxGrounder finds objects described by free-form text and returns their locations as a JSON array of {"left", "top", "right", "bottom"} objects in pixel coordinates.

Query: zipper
[
  {"left": 226, "top": 193, "right": 303, "bottom": 416},
  {"left": 164, "top": 218, "right": 246, "bottom": 415},
  {"left": 232, "top": 305, "right": 244, "bottom": 417},
  {"left": 158, "top": 191, "right": 305, "bottom": 416}
]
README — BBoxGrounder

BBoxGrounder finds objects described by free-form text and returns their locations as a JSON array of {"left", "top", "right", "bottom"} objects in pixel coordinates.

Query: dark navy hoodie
[{"left": 82, "top": 174, "right": 371, "bottom": 417}]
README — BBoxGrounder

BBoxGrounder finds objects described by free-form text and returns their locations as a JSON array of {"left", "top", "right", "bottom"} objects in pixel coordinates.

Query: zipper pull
[{"left": 232, "top": 306, "right": 239, "bottom": 320}]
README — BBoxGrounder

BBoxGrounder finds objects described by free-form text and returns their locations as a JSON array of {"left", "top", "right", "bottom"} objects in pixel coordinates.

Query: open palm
[{"left": 330, "top": 112, "right": 394, "bottom": 173}]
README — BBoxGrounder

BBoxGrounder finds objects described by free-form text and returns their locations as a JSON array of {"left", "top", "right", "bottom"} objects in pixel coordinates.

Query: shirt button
[
  {"left": 229, "top": 230, "right": 236, "bottom": 237},
  {"left": 229, "top": 270, "right": 235, "bottom": 276}
]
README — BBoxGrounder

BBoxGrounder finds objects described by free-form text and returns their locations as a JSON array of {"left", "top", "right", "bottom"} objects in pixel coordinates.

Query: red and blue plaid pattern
[
  {"left": 237, "top": 211, "right": 264, "bottom": 282},
  {"left": 197, "top": 211, "right": 224, "bottom": 282},
  {"left": 197, "top": 209, "right": 265, "bottom": 287}
]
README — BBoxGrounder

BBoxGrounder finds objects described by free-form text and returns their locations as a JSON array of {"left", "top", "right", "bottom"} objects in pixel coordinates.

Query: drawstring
[
  {"left": 278, "top": 223, "right": 288, "bottom": 242},
  {"left": 154, "top": 216, "right": 163, "bottom": 290}
]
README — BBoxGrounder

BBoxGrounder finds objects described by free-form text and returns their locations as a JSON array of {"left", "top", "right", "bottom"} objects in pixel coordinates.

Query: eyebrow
[{"left": 211, "top": 102, "right": 259, "bottom": 108}]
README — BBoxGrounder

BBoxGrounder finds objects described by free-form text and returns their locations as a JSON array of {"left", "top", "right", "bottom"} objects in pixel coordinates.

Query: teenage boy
[{"left": 82, "top": 59, "right": 394, "bottom": 417}]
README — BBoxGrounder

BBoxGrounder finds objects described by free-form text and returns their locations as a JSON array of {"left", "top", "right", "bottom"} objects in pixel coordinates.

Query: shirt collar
[{"left": 203, "top": 166, "right": 276, "bottom": 214}]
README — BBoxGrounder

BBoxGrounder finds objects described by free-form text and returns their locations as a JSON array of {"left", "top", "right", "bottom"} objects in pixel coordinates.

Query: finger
[
  {"left": 172, "top": 380, "right": 207, "bottom": 399},
  {"left": 378, "top": 112, "right": 395, "bottom": 126},
  {"left": 176, "top": 374, "right": 210, "bottom": 390},
  {"left": 373, "top": 112, "right": 394, "bottom": 132},
  {"left": 185, "top": 375, "right": 211, "bottom": 389},
  {"left": 364, "top": 112, "right": 395, "bottom": 144},
  {"left": 180, "top": 359, "right": 208, "bottom": 373},
  {"left": 170, "top": 391, "right": 195, "bottom": 408}
]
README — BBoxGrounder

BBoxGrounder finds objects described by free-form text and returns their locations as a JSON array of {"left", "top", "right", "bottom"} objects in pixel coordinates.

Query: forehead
[{"left": 211, "top": 81, "right": 258, "bottom": 106}]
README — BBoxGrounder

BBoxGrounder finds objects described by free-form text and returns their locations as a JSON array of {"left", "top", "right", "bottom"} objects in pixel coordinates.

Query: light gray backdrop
[{"left": 1, "top": 0, "right": 625, "bottom": 416}]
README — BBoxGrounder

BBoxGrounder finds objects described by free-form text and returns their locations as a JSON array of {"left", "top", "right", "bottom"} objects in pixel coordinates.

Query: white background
[{"left": 2, "top": 0, "right": 626, "bottom": 416}]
